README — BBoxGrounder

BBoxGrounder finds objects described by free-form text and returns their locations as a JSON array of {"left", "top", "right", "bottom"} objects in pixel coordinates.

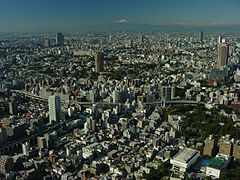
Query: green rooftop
[{"left": 209, "top": 157, "right": 227, "bottom": 170}]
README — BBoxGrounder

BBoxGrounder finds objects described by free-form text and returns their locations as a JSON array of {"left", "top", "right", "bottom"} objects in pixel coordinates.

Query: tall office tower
[
  {"left": 199, "top": 31, "right": 204, "bottom": 43},
  {"left": 9, "top": 101, "right": 17, "bottom": 115},
  {"left": 56, "top": 32, "right": 64, "bottom": 46},
  {"left": 95, "top": 52, "right": 104, "bottom": 73},
  {"left": 87, "top": 117, "right": 96, "bottom": 132},
  {"left": 48, "top": 95, "right": 61, "bottom": 123},
  {"left": 139, "top": 34, "right": 144, "bottom": 45},
  {"left": 217, "top": 40, "right": 229, "bottom": 69},
  {"left": 161, "top": 85, "right": 175, "bottom": 101},
  {"left": 126, "top": 39, "right": 133, "bottom": 48},
  {"left": 108, "top": 35, "right": 112, "bottom": 43},
  {"left": 22, "top": 141, "right": 30, "bottom": 156},
  {"left": 218, "top": 35, "right": 223, "bottom": 44},
  {"left": 44, "top": 38, "right": 50, "bottom": 47},
  {"left": 0, "top": 128, "right": 6, "bottom": 145},
  {"left": 112, "top": 90, "right": 126, "bottom": 103},
  {"left": 165, "top": 33, "right": 170, "bottom": 47}
]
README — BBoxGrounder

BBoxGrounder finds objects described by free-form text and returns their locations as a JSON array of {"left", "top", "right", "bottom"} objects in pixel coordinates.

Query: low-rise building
[
  {"left": 206, "top": 156, "right": 229, "bottom": 179},
  {"left": 170, "top": 148, "right": 200, "bottom": 172}
]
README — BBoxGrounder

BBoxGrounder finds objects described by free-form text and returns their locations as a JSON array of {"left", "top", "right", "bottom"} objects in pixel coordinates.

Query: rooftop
[
  {"left": 173, "top": 148, "right": 199, "bottom": 163},
  {"left": 208, "top": 157, "right": 227, "bottom": 170}
]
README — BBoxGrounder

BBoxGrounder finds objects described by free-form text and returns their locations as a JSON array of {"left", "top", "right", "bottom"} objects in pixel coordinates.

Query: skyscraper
[
  {"left": 199, "top": 31, "right": 203, "bottom": 43},
  {"left": 161, "top": 85, "right": 175, "bottom": 101},
  {"left": 44, "top": 38, "right": 50, "bottom": 47},
  {"left": 139, "top": 34, "right": 144, "bottom": 45},
  {"left": 56, "top": 32, "right": 64, "bottom": 46},
  {"left": 217, "top": 40, "right": 229, "bottom": 69},
  {"left": 203, "top": 135, "right": 218, "bottom": 157},
  {"left": 9, "top": 101, "right": 17, "bottom": 115},
  {"left": 48, "top": 95, "right": 61, "bottom": 123},
  {"left": 233, "top": 141, "right": 240, "bottom": 161},
  {"left": 218, "top": 35, "right": 223, "bottom": 44},
  {"left": 95, "top": 52, "right": 104, "bottom": 73}
]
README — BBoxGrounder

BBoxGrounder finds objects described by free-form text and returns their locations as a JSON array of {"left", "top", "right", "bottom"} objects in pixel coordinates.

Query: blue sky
[{"left": 0, "top": 0, "right": 240, "bottom": 32}]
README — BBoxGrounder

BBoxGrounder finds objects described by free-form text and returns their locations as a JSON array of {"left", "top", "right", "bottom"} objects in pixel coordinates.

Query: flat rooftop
[
  {"left": 173, "top": 148, "right": 199, "bottom": 163},
  {"left": 209, "top": 157, "right": 227, "bottom": 170}
]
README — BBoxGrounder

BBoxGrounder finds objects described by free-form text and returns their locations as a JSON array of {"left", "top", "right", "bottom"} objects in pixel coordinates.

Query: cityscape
[{"left": 0, "top": 0, "right": 240, "bottom": 180}]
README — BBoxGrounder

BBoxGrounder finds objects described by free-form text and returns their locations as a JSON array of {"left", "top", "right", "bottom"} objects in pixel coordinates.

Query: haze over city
[
  {"left": 0, "top": 0, "right": 240, "bottom": 32},
  {"left": 0, "top": 0, "right": 240, "bottom": 180}
]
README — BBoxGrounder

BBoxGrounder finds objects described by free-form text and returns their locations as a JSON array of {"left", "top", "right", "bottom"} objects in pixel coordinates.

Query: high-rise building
[
  {"left": 203, "top": 135, "right": 218, "bottom": 157},
  {"left": 217, "top": 40, "right": 229, "bottom": 69},
  {"left": 218, "top": 135, "right": 233, "bottom": 157},
  {"left": 95, "top": 52, "right": 104, "bottom": 73},
  {"left": 48, "top": 95, "right": 61, "bottom": 123},
  {"left": 22, "top": 141, "right": 30, "bottom": 156},
  {"left": 161, "top": 85, "right": 175, "bottom": 101},
  {"left": 56, "top": 32, "right": 64, "bottom": 46},
  {"left": 87, "top": 117, "right": 96, "bottom": 132},
  {"left": 165, "top": 33, "right": 169, "bottom": 47},
  {"left": 139, "top": 34, "right": 144, "bottom": 45},
  {"left": 233, "top": 141, "right": 240, "bottom": 161},
  {"left": 0, "top": 156, "right": 14, "bottom": 174},
  {"left": 0, "top": 128, "right": 6, "bottom": 145},
  {"left": 126, "top": 39, "right": 133, "bottom": 48},
  {"left": 37, "top": 137, "right": 47, "bottom": 149},
  {"left": 108, "top": 35, "right": 112, "bottom": 43},
  {"left": 218, "top": 35, "right": 223, "bottom": 44},
  {"left": 199, "top": 31, "right": 204, "bottom": 43},
  {"left": 9, "top": 101, "right": 17, "bottom": 115},
  {"left": 44, "top": 38, "right": 50, "bottom": 47},
  {"left": 112, "top": 90, "right": 127, "bottom": 103}
]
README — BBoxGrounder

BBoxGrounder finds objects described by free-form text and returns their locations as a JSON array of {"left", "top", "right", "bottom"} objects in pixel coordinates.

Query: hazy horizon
[{"left": 0, "top": 0, "right": 240, "bottom": 33}]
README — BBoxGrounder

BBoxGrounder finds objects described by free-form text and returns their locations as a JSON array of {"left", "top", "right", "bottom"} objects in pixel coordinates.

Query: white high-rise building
[
  {"left": 161, "top": 85, "right": 175, "bottom": 101},
  {"left": 48, "top": 95, "right": 61, "bottom": 123},
  {"left": 218, "top": 35, "right": 223, "bottom": 44},
  {"left": 22, "top": 141, "right": 30, "bottom": 156}
]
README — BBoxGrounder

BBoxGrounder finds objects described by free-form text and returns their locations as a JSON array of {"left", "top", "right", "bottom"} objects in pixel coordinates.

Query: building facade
[{"left": 48, "top": 95, "right": 61, "bottom": 123}]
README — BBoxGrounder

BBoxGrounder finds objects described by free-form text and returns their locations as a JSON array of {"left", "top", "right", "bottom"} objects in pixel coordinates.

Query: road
[
  {"left": 0, "top": 117, "right": 76, "bottom": 152},
  {"left": 13, "top": 90, "right": 201, "bottom": 106}
]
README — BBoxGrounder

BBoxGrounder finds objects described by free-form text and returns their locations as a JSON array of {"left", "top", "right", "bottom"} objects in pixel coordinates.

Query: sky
[{"left": 0, "top": 0, "right": 240, "bottom": 32}]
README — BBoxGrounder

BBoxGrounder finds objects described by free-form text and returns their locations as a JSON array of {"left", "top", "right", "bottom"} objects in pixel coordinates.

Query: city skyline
[{"left": 0, "top": 0, "right": 240, "bottom": 32}]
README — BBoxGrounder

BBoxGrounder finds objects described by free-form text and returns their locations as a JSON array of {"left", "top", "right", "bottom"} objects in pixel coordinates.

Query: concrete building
[
  {"left": 206, "top": 156, "right": 229, "bottom": 179},
  {"left": 48, "top": 95, "right": 61, "bottom": 123},
  {"left": 56, "top": 32, "right": 64, "bottom": 46},
  {"left": 199, "top": 31, "right": 203, "bottom": 43},
  {"left": 22, "top": 141, "right": 30, "bottom": 156},
  {"left": 170, "top": 148, "right": 200, "bottom": 172},
  {"left": 44, "top": 38, "right": 50, "bottom": 47},
  {"left": 218, "top": 35, "right": 223, "bottom": 44},
  {"left": 233, "top": 141, "right": 240, "bottom": 161},
  {"left": 37, "top": 137, "right": 47, "bottom": 149},
  {"left": 0, "top": 155, "right": 14, "bottom": 174},
  {"left": 218, "top": 135, "right": 233, "bottom": 158},
  {"left": 217, "top": 40, "right": 229, "bottom": 69},
  {"left": 0, "top": 128, "right": 7, "bottom": 145},
  {"left": 87, "top": 117, "right": 96, "bottom": 132},
  {"left": 203, "top": 135, "right": 218, "bottom": 157},
  {"left": 95, "top": 52, "right": 104, "bottom": 73},
  {"left": 161, "top": 85, "right": 175, "bottom": 101},
  {"left": 9, "top": 101, "right": 17, "bottom": 115},
  {"left": 234, "top": 68, "right": 240, "bottom": 82},
  {"left": 112, "top": 90, "right": 126, "bottom": 103}
]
